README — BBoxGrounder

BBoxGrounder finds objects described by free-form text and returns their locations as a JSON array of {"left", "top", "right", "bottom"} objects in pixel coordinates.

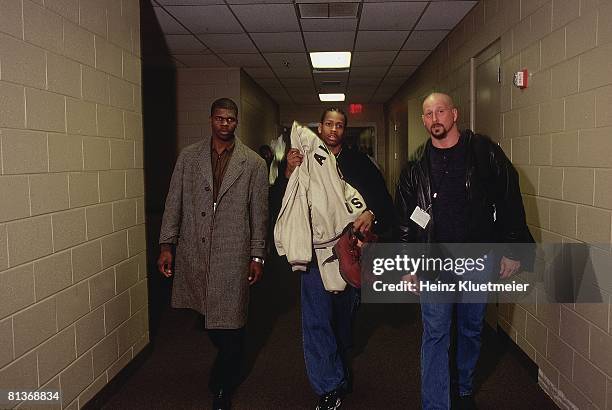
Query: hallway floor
[{"left": 101, "top": 258, "right": 558, "bottom": 410}]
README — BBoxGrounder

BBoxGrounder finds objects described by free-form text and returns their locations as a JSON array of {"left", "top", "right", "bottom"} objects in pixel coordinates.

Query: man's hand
[
  {"left": 248, "top": 260, "right": 263, "bottom": 285},
  {"left": 284, "top": 148, "right": 303, "bottom": 178},
  {"left": 157, "top": 245, "right": 174, "bottom": 277},
  {"left": 499, "top": 256, "right": 521, "bottom": 279},
  {"left": 353, "top": 210, "right": 375, "bottom": 234},
  {"left": 401, "top": 273, "right": 420, "bottom": 295}
]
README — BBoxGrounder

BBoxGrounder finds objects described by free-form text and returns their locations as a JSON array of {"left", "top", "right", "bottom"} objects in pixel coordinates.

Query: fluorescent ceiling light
[
  {"left": 319, "top": 93, "right": 345, "bottom": 102},
  {"left": 310, "top": 52, "right": 351, "bottom": 69}
]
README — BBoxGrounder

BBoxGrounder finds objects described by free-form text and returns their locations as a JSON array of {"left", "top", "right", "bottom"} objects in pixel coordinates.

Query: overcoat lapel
[
  {"left": 217, "top": 139, "right": 247, "bottom": 201},
  {"left": 196, "top": 136, "right": 214, "bottom": 190}
]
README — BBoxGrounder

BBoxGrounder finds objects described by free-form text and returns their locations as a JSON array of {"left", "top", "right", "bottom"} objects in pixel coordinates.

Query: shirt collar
[{"left": 212, "top": 140, "right": 236, "bottom": 156}]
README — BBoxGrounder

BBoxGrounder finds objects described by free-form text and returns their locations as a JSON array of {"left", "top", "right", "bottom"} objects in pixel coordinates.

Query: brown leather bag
[{"left": 333, "top": 223, "right": 378, "bottom": 288}]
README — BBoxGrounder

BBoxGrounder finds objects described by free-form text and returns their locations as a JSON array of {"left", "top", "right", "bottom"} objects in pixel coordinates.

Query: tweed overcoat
[{"left": 159, "top": 136, "right": 268, "bottom": 329}]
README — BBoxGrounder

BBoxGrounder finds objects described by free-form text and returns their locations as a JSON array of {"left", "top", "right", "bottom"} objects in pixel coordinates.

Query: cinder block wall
[
  {"left": 240, "top": 69, "right": 280, "bottom": 150},
  {"left": 175, "top": 68, "right": 241, "bottom": 151},
  {"left": 0, "top": 1, "right": 147, "bottom": 409},
  {"left": 173, "top": 67, "right": 279, "bottom": 155},
  {"left": 386, "top": 0, "right": 612, "bottom": 408}
]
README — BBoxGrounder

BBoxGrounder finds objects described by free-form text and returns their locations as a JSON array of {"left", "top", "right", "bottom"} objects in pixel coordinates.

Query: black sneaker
[
  {"left": 457, "top": 394, "right": 477, "bottom": 410},
  {"left": 316, "top": 389, "right": 342, "bottom": 410},
  {"left": 212, "top": 389, "right": 231, "bottom": 410}
]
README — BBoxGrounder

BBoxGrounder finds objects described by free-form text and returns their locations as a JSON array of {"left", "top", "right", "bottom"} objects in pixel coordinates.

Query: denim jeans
[
  {"left": 419, "top": 251, "right": 495, "bottom": 410},
  {"left": 301, "top": 264, "right": 359, "bottom": 396}
]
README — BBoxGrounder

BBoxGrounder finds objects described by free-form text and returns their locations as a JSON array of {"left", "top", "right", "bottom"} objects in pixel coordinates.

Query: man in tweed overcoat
[{"left": 157, "top": 98, "right": 268, "bottom": 410}]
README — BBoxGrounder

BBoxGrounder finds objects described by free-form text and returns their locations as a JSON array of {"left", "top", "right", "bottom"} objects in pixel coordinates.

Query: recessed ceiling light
[
  {"left": 319, "top": 93, "right": 345, "bottom": 102},
  {"left": 310, "top": 52, "right": 351, "bottom": 69}
]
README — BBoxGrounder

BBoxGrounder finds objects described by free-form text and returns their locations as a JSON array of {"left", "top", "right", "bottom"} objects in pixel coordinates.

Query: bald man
[{"left": 395, "top": 93, "right": 533, "bottom": 410}]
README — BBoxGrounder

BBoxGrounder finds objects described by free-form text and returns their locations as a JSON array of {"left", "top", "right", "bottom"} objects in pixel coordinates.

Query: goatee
[{"left": 430, "top": 124, "right": 447, "bottom": 140}]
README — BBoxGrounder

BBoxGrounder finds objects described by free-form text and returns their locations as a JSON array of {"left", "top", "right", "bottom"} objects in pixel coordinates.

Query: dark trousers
[{"left": 207, "top": 327, "right": 245, "bottom": 393}]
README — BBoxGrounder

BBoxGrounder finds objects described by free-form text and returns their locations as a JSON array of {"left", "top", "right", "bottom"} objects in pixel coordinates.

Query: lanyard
[{"left": 430, "top": 156, "right": 451, "bottom": 200}]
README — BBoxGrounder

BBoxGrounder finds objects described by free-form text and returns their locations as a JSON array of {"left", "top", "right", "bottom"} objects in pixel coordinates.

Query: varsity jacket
[{"left": 274, "top": 122, "right": 367, "bottom": 291}]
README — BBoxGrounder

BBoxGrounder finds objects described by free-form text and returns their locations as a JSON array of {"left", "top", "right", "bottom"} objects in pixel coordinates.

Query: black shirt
[{"left": 429, "top": 135, "right": 468, "bottom": 242}]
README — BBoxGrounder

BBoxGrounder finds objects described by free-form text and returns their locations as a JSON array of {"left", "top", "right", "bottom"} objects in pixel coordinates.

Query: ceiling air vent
[
  {"left": 298, "top": 3, "right": 359, "bottom": 19},
  {"left": 298, "top": 3, "right": 329, "bottom": 18},
  {"left": 329, "top": 3, "right": 359, "bottom": 18}
]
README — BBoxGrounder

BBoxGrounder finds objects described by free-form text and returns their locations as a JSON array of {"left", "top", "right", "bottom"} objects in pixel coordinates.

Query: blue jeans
[
  {"left": 301, "top": 264, "right": 359, "bottom": 396},
  {"left": 419, "top": 252, "right": 495, "bottom": 410}
]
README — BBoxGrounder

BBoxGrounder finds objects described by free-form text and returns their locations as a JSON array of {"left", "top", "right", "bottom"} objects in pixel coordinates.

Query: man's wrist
[{"left": 251, "top": 257, "right": 265, "bottom": 265}]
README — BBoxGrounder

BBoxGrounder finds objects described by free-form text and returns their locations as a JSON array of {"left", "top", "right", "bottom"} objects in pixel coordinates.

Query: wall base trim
[{"left": 538, "top": 370, "right": 578, "bottom": 410}]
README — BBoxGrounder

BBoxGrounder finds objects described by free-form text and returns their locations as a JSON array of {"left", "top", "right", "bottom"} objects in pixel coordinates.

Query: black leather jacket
[{"left": 395, "top": 130, "right": 533, "bottom": 262}]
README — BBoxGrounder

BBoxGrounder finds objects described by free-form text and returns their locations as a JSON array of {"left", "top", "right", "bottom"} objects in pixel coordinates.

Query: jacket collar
[{"left": 196, "top": 135, "right": 247, "bottom": 200}]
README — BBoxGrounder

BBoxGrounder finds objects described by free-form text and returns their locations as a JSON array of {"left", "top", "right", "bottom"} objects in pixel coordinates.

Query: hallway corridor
[{"left": 97, "top": 258, "right": 557, "bottom": 410}]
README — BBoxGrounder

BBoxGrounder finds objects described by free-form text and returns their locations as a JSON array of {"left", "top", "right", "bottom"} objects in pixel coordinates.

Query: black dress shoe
[
  {"left": 457, "top": 394, "right": 477, "bottom": 410},
  {"left": 212, "top": 389, "right": 231, "bottom": 410}
]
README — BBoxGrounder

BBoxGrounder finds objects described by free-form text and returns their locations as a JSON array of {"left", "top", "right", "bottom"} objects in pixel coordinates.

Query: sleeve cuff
[{"left": 291, "top": 264, "right": 307, "bottom": 272}]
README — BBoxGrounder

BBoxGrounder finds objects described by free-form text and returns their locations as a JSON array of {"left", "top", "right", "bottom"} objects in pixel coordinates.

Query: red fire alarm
[
  {"left": 513, "top": 69, "right": 529, "bottom": 89},
  {"left": 349, "top": 103, "right": 363, "bottom": 114}
]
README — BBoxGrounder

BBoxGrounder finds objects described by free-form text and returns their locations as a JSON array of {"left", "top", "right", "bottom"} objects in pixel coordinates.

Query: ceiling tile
[
  {"left": 156, "top": 0, "right": 225, "bottom": 4},
  {"left": 172, "top": 54, "right": 227, "bottom": 67},
  {"left": 313, "top": 71, "right": 349, "bottom": 85},
  {"left": 220, "top": 53, "right": 268, "bottom": 67},
  {"left": 403, "top": 30, "right": 449, "bottom": 50},
  {"left": 230, "top": 4, "right": 299, "bottom": 32},
  {"left": 285, "top": 86, "right": 317, "bottom": 94},
  {"left": 355, "top": 31, "right": 409, "bottom": 51},
  {"left": 303, "top": 31, "right": 354, "bottom": 52},
  {"left": 264, "top": 52, "right": 310, "bottom": 68},
  {"left": 198, "top": 34, "right": 258, "bottom": 53},
  {"left": 415, "top": 1, "right": 478, "bottom": 30},
  {"left": 290, "top": 93, "right": 319, "bottom": 104},
  {"left": 350, "top": 66, "right": 388, "bottom": 77},
  {"left": 352, "top": 51, "right": 396, "bottom": 67},
  {"left": 395, "top": 50, "right": 430, "bottom": 65},
  {"left": 228, "top": 0, "right": 292, "bottom": 3},
  {"left": 387, "top": 65, "right": 418, "bottom": 78},
  {"left": 298, "top": 3, "right": 328, "bottom": 18},
  {"left": 296, "top": 0, "right": 358, "bottom": 3},
  {"left": 243, "top": 66, "right": 276, "bottom": 78},
  {"left": 273, "top": 66, "right": 313, "bottom": 78},
  {"left": 152, "top": 7, "right": 189, "bottom": 34},
  {"left": 374, "top": 85, "right": 398, "bottom": 97},
  {"left": 380, "top": 76, "right": 406, "bottom": 87},
  {"left": 300, "top": 18, "right": 357, "bottom": 32},
  {"left": 164, "top": 34, "right": 208, "bottom": 53},
  {"left": 359, "top": 2, "right": 427, "bottom": 31},
  {"left": 362, "top": 0, "right": 423, "bottom": 2},
  {"left": 281, "top": 78, "right": 314, "bottom": 88},
  {"left": 251, "top": 32, "right": 305, "bottom": 52},
  {"left": 348, "top": 77, "right": 381, "bottom": 86},
  {"left": 165, "top": 5, "right": 243, "bottom": 33},
  {"left": 347, "top": 85, "right": 376, "bottom": 93},
  {"left": 329, "top": 2, "right": 359, "bottom": 18}
]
